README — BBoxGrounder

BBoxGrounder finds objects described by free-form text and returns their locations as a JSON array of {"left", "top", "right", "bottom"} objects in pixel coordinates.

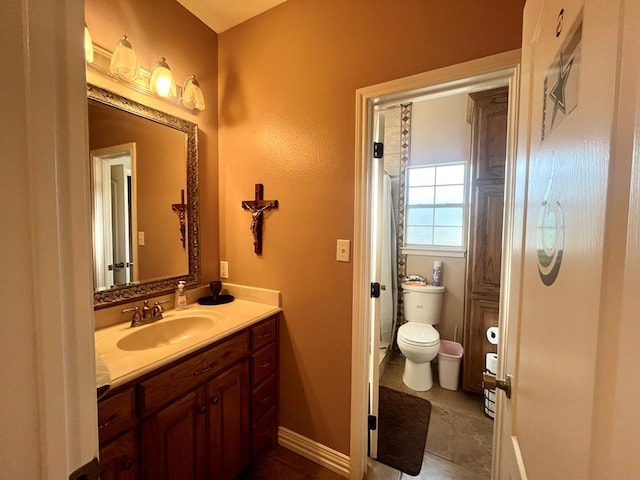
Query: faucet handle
[
  {"left": 122, "top": 306, "right": 142, "bottom": 327},
  {"left": 153, "top": 300, "right": 170, "bottom": 315}
]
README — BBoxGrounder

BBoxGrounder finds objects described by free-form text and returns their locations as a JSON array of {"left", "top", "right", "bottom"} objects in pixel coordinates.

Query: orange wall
[
  {"left": 218, "top": 0, "right": 524, "bottom": 454},
  {"left": 85, "top": 0, "right": 220, "bottom": 284}
]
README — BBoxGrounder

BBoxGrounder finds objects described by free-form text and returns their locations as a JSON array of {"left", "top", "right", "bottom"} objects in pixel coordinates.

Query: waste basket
[{"left": 438, "top": 340, "right": 463, "bottom": 391}]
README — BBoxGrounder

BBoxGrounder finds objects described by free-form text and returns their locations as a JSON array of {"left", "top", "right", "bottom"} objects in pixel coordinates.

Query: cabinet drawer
[
  {"left": 251, "top": 317, "right": 276, "bottom": 351},
  {"left": 251, "top": 406, "right": 276, "bottom": 456},
  {"left": 98, "top": 388, "right": 136, "bottom": 445},
  {"left": 251, "top": 342, "right": 276, "bottom": 387},
  {"left": 99, "top": 431, "right": 137, "bottom": 480},
  {"left": 139, "top": 333, "right": 250, "bottom": 416},
  {"left": 251, "top": 374, "right": 276, "bottom": 422}
]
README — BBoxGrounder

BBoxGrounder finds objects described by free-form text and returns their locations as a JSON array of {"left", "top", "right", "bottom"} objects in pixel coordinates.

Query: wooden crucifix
[
  {"left": 171, "top": 189, "right": 187, "bottom": 249},
  {"left": 242, "top": 184, "right": 278, "bottom": 255}
]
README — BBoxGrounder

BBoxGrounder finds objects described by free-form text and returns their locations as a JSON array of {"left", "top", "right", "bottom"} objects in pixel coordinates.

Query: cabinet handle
[
  {"left": 199, "top": 406, "right": 207, "bottom": 414},
  {"left": 211, "top": 397, "right": 220, "bottom": 406},
  {"left": 259, "top": 361, "right": 271, "bottom": 369},
  {"left": 259, "top": 331, "right": 272, "bottom": 339},
  {"left": 98, "top": 412, "right": 120, "bottom": 430},
  {"left": 120, "top": 458, "right": 135, "bottom": 471},
  {"left": 193, "top": 363, "right": 215, "bottom": 376},
  {"left": 260, "top": 396, "right": 271, "bottom": 404}
]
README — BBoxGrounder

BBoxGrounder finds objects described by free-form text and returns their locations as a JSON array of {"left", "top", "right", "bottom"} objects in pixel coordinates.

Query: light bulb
[
  {"left": 109, "top": 35, "right": 140, "bottom": 82},
  {"left": 150, "top": 58, "right": 176, "bottom": 99},
  {"left": 181, "top": 75, "right": 206, "bottom": 111},
  {"left": 84, "top": 26, "right": 94, "bottom": 64}
]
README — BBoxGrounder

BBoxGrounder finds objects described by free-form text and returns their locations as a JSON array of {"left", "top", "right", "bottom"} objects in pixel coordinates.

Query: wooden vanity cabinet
[
  {"left": 140, "top": 361, "right": 250, "bottom": 480},
  {"left": 98, "top": 388, "right": 138, "bottom": 480},
  {"left": 249, "top": 317, "right": 278, "bottom": 455},
  {"left": 97, "top": 315, "right": 278, "bottom": 480}
]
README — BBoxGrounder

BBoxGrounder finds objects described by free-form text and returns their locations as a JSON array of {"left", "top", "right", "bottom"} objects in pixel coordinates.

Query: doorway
[
  {"left": 91, "top": 143, "right": 139, "bottom": 290},
  {"left": 349, "top": 50, "right": 520, "bottom": 480}
]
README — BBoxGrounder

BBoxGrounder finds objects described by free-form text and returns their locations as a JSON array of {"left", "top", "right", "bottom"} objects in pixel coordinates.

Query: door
[
  {"left": 496, "top": 0, "right": 623, "bottom": 477},
  {"left": 141, "top": 389, "right": 207, "bottom": 480},
  {"left": 91, "top": 143, "right": 138, "bottom": 289},
  {"left": 367, "top": 110, "right": 385, "bottom": 458},
  {"left": 464, "top": 87, "right": 508, "bottom": 394},
  {"left": 207, "top": 361, "right": 250, "bottom": 480}
]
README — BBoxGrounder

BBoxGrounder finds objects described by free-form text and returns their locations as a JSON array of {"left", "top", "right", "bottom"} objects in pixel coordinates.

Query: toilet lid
[{"left": 398, "top": 323, "right": 439, "bottom": 346}]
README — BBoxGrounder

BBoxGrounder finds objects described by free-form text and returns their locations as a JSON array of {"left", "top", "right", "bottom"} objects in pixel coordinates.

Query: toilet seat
[{"left": 398, "top": 323, "right": 439, "bottom": 347}]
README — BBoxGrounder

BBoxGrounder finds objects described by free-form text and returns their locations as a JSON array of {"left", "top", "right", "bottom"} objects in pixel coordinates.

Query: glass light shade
[
  {"left": 181, "top": 75, "right": 205, "bottom": 111},
  {"left": 150, "top": 58, "right": 177, "bottom": 98},
  {"left": 84, "top": 26, "right": 94, "bottom": 64},
  {"left": 109, "top": 35, "right": 140, "bottom": 82}
]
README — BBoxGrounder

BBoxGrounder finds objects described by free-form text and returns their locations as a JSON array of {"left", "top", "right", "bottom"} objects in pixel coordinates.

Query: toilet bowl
[{"left": 397, "top": 283, "right": 445, "bottom": 391}]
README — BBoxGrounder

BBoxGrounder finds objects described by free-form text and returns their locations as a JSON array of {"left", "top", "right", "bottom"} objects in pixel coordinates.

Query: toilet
[{"left": 397, "top": 283, "right": 445, "bottom": 391}]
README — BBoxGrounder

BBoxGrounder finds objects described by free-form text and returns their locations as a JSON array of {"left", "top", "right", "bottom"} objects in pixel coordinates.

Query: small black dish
[{"left": 197, "top": 294, "right": 235, "bottom": 305}]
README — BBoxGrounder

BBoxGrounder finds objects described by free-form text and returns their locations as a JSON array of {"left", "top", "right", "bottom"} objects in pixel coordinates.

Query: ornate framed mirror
[{"left": 87, "top": 84, "right": 200, "bottom": 308}]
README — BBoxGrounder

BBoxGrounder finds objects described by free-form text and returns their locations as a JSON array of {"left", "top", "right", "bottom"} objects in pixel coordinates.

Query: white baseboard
[{"left": 278, "top": 426, "right": 350, "bottom": 478}]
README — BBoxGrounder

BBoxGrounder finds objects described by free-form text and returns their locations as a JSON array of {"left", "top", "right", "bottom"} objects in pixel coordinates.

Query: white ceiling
[{"left": 176, "top": 0, "right": 287, "bottom": 33}]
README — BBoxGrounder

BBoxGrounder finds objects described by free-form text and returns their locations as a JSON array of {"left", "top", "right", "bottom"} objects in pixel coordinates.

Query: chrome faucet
[{"left": 122, "top": 299, "right": 170, "bottom": 327}]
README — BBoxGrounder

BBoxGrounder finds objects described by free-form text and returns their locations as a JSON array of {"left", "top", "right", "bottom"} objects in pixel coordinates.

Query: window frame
[{"left": 402, "top": 162, "right": 468, "bottom": 257}]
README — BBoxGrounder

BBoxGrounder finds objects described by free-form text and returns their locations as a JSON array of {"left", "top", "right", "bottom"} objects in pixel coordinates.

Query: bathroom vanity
[{"left": 96, "top": 303, "right": 279, "bottom": 480}]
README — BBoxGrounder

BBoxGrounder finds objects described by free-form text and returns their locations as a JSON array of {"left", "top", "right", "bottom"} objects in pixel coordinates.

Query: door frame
[
  {"left": 350, "top": 49, "right": 521, "bottom": 479},
  {"left": 2, "top": 0, "right": 98, "bottom": 477}
]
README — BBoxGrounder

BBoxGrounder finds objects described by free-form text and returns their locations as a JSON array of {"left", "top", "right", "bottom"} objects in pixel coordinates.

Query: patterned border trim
[
  {"left": 397, "top": 103, "right": 412, "bottom": 328},
  {"left": 88, "top": 84, "right": 201, "bottom": 309}
]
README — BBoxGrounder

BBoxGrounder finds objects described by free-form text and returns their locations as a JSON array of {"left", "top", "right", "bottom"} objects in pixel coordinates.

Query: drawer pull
[
  {"left": 259, "top": 332, "right": 272, "bottom": 339},
  {"left": 193, "top": 362, "right": 216, "bottom": 376},
  {"left": 211, "top": 397, "right": 220, "bottom": 405},
  {"left": 259, "top": 428, "right": 272, "bottom": 437},
  {"left": 98, "top": 412, "right": 120, "bottom": 430},
  {"left": 199, "top": 406, "right": 206, "bottom": 415},
  {"left": 259, "top": 361, "right": 271, "bottom": 369},
  {"left": 260, "top": 396, "right": 271, "bottom": 404},
  {"left": 121, "top": 458, "right": 135, "bottom": 471}
]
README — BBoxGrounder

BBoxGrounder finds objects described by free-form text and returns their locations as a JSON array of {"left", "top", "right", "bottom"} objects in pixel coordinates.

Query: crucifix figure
[{"left": 242, "top": 184, "right": 278, "bottom": 254}]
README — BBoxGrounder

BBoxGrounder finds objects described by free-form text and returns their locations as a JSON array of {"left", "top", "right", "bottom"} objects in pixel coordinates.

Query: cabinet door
[
  {"left": 464, "top": 87, "right": 508, "bottom": 393},
  {"left": 207, "top": 360, "right": 250, "bottom": 480},
  {"left": 100, "top": 431, "right": 137, "bottom": 480},
  {"left": 141, "top": 389, "right": 206, "bottom": 480}
]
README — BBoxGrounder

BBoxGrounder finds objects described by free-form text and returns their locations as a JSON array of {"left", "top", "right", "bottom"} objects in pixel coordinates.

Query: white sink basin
[{"left": 117, "top": 315, "right": 221, "bottom": 351}]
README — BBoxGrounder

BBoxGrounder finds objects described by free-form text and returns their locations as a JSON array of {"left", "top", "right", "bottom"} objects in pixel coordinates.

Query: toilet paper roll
[
  {"left": 486, "top": 326, "right": 499, "bottom": 345},
  {"left": 485, "top": 353, "right": 498, "bottom": 375}
]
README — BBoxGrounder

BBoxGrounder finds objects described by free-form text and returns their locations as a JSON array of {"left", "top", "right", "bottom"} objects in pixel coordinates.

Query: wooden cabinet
[
  {"left": 97, "top": 315, "right": 278, "bottom": 480},
  {"left": 141, "top": 389, "right": 206, "bottom": 480},
  {"left": 99, "top": 432, "right": 138, "bottom": 480},
  {"left": 463, "top": 88, "right": 508, "bottom": 394},
  {"left": 249, "top": 316, "right": 278, "bottom": 456}
]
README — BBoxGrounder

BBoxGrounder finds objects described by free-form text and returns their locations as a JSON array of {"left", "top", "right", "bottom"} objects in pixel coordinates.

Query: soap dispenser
[{"left": 175, "top": 281, "right": 187, "bottom": 310}]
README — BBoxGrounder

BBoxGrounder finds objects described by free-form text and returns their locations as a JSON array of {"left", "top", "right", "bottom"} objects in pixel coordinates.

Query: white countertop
[{"left": 95, "top": 299, "right": 281, "bottom": 389}]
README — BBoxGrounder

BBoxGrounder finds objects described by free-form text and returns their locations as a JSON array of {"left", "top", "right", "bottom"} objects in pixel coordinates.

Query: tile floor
[
  {"left": 240, "top": 351, "right": 493, "bottom": 480},
  {"left": 370, "top": 351, "right": 494, "bottom": 479}
]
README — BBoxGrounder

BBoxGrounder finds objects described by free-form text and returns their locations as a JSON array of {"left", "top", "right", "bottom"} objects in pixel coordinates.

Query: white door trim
[
  {"left": 1, "top": 0, "right": 97, "bottom": 477},
  {"left": 350, "top": 49, "right": 521, "bottom": 480}
]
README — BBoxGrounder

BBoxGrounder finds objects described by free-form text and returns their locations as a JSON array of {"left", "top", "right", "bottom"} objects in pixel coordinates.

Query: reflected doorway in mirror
[{"left": 91, "top": 143, "right": 138, "bottom": 290}]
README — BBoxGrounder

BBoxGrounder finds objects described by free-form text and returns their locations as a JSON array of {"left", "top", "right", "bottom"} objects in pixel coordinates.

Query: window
[{"left": 405, "top": 163, "right": 466, "bottom": 251}]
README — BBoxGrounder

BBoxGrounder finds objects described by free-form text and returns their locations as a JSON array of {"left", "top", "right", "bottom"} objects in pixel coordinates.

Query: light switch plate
[
  {"left": 138, "top": 232, "right": 145, "bottom": 246},
  {"left": 336, "top": 239, "right": 351, "bottom": 262},
  {"left": 220, "top": 261, "right": 229, "bottom": 279}
]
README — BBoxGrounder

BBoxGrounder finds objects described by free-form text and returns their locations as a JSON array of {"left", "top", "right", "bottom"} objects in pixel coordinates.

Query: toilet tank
[{"left": 401, "top": 284, "right": 445, "bottom": 325}]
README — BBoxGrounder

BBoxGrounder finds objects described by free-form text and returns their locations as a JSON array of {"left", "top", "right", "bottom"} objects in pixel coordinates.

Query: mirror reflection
[{"left": 87, "top": 84, "right": 200, "bottom": 308}]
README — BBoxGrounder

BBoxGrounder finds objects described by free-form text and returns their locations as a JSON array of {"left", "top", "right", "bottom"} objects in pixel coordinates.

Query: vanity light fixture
[
  {"left": 109, "top": 35, "right": 140, "bottom": 82},
  {"left": 150, "top": 57, "right": 177, "bottom": 99},
  {"left": 84, "top": 25, "right": 94, "bottom": 64},
  {"left": 181, "top": 75, "right": 206, "bottom": 111}
]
